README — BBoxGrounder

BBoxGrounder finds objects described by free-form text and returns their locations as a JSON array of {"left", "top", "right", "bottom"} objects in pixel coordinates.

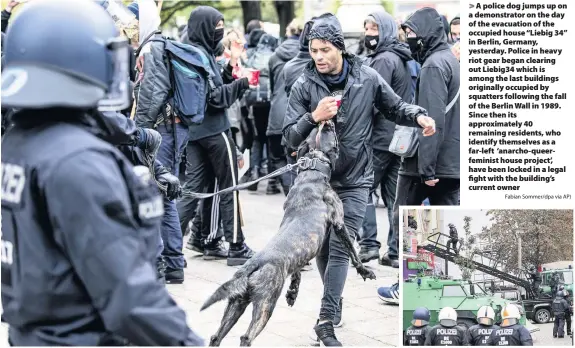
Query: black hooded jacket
[
  {"left": 283, "top": 34, "right": 426, "bottom": 189},
  {"left": 401, "top": 8, "right": 460, "bottom": 181},
  {"left": 266, "top": 37, "right": 300, "bottom": 136},
  {"left": 367, "top": 10, "right": 414, "bottom": 152},
  {"left": 186, "top": 6, "right": 250, "bottom": 141},
  {"left": 283, "top": 20, "right": 314, "bottom": 97}
]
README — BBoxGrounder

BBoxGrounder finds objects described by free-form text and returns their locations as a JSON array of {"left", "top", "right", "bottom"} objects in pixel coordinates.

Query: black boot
[
  {"left": 266, "top": 178, "right": 281, "bottom": 195},
  {"left": 314, "top": 320, "right": 342, "bottom": 346},
  {"left": 227, "top": 243, "right": 255, "bottom": 266},
  {"left": 156, "top": 259, "right": 167, "bottom": 284},
  {"left": 165, "top": 268, "right": 184, "bottom": 284},
  {"left": 247, "top": 166, "right": 259, "bottom": 191},
  {"left": 203, "top": 239, "right": 228, "bottom": 260}
]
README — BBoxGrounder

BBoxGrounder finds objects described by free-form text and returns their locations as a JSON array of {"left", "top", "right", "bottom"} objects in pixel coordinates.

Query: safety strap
[{"left": 445, "top": 88, "right": 460, "bottom": 114}]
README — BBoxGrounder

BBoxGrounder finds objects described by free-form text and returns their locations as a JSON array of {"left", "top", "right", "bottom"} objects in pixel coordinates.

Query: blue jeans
[
  {"left": 360, "top": 150, "right": 400, "bottom": 258},
  {"left": 157, "top": 123, "right": 188, "bottom": 270}
]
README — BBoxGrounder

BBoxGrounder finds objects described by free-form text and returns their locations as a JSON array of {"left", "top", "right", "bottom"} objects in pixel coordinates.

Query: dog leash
[{"left": 140, "top": 142, "right": 303, "bottom": 199}]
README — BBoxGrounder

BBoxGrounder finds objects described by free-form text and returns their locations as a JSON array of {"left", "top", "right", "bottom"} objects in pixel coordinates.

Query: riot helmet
[
  {"left": 411, "top": 307, "right": 430, "bottom": 327},
  {"left": 500, "top": 304, "right": 521, "bottom": 327},
  {"left": 438, "top": 307, "right": 457, "bottom": 327},
  {"left": 1, "top": 0, "right": 131, "bottom": 112},
  {"left": 477, "top": 306, "right": 496, "bottom": 326}
]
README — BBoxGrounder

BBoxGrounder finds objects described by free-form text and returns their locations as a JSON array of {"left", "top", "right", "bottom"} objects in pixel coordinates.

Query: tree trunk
[
  {"left": 240, "top": 0, "right": 262, "bottom": 32},
  {"left": 274, "top": 0, "right": 295, "bottom": 40}
]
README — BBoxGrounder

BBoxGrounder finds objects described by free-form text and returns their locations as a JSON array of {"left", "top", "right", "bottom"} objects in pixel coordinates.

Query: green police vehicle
[
  {"left": 402, "top": 275, "right": 538, "bottom": 337},
  {"left": 539, "top": 267, "right": 573, "bottom": 296}
]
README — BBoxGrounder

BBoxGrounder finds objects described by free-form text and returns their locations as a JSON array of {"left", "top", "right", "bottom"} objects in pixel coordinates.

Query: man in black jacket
[
  {"left": 283, "top": 13, "right": 435, "bottom": 346},
  {"left": 266, "top": 19, "right": 302, "bottom": 195},
  {"left": 393, "top": 8, "right": 461, "bottom": 246},
  {"left": 177, "top": 6, "right": 256, "bottom": 267},
  {"left": 359, "top": 10, "right": 414, "bottom": 267}
]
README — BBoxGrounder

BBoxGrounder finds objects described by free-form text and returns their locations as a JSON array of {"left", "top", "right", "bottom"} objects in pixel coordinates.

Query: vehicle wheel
[
  {"left": 534, "top": 308, "right": 551, "bottom": 324},
  {"left": 457, "top": 318, "right": 476, "bottom": 329}
]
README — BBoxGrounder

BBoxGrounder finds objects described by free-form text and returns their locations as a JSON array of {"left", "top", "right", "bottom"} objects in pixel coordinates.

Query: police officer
[
  {"left": 405, "top": 307, "right": 432, "bottom": 345},
  {"left": 424, "top": 307, "right": 466, "bottom": 345},
  {"left": 446, "top": 223, "right": 459, "bottom": 255},
  {"left": 465, "top": 306, "right": 499, "bottom": 346},
  {"left": 553, "top": 290, "right": 570, "bottom": 338},
  {"left": 0, "top": 0, "right": 203, "bottom": 345},
  {"left": 487, "top": 304, "right": 533, "bottom": 346},
  {"left": 550, "top": 271, "right": 561, "bottom": 295},
  {"left": 562, "top": 288, "right": 573, "bottom": 336},
  {"left": 527, "top": 266, "right": 541, "bottom": 294}
]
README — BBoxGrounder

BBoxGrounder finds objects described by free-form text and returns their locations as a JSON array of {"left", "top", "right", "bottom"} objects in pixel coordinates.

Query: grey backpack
[{"left": 388, "top": 89, "right": 459, "bottom": 158}]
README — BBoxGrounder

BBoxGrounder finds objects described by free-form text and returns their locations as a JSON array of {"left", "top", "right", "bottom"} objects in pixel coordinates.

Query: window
[
  {"left": 564, "top": 272, "right": 573, "bottom": 285},
  {"left": 443, "top": 285, "right": 467, "bottom": 297}
]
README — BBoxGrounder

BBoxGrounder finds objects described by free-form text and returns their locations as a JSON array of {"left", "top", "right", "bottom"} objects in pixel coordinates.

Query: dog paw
[
  {"left": 357, "top": 266, "right": 376, "bottom": 281},
  {"left": 285, "top": 289, "right": 298, "bottom": 307}
]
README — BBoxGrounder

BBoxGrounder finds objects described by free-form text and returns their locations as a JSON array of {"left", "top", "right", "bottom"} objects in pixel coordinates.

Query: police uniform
[
  {"left": 1, "top": 0, "right": 202, "bottom": 345},
  {"left": 465, "top": 324, "right": 499, "bottom": 346},
  {"left": 487, "top": 324, "right": 533, "bottom": 346},
  {"left": 424, "top": 324, "right": 466, "bottom": 346},
  {"left": 553, "top": 294, "right": 570, "bottom": 338},
  {"left": 405, "top": 324, "right": 432, "bottom": 345}
]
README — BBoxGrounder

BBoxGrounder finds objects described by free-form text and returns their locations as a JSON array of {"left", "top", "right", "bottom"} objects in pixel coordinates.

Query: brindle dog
[{"left": 200, "top": 121, "right": 376, "bottom": 346}]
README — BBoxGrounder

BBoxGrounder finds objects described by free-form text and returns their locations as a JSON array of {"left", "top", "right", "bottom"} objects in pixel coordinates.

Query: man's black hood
[
  {"left": 308, "top": 13, "right": 345, "bottom": 52},
  {"left": 403, "top": 7, "right": 450, "bottom": 63},
  {"left": 248, "top": 28, "right": 265, "bottom": 47},
  {"left": 187, "top": 6, "right": 224, "bottom": 54},
  {"left": 299, "top": 19, "right": 315, "bottom": 52},
  {"left": 368, "top": 10, "right": 411, "bottom": 61}
]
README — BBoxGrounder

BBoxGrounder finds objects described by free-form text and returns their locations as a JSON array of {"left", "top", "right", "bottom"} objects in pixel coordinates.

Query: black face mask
[
  {"left": 213, "top": 28, "right": 224, "bottom": 49},
  {"left": 407, "top": 37, "right": 423, "bottom": 62},
  {"left": 364, "top": 35, "right": 378, "bottom": 51}
]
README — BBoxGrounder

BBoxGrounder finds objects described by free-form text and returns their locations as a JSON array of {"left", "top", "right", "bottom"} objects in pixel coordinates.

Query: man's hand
[
  {"left": 156, "top": 172, "right": 181, "bottom": 200},
  {"left": 416, "top": 115, "right": 436, "bottom": 136},
  {"left": 311, "top": 97, "right": 338, "bottom": 123},
  {"left": 425, "top": 179, "right": 439, "bottom": 187},
  {"left": 238, "top": 158, "right": 245, "bottom": 169},
  {"left": 451, "top": 42, "right": 460, "bottom": 61},
  {"left": 229, "top": 39, "right": 244, "bottom": 66}
]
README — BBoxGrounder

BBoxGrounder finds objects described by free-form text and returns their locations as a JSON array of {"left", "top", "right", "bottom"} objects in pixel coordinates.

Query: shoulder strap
[
  {"left": 134, "top": 29, "right": 162, "bottom": 57},
  {"left": 445, "top": 88, "right": 460, "bottom": 114}
]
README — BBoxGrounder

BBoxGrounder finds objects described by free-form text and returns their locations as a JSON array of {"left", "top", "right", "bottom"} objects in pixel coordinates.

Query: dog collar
[{"left": 298, "top": 157, "right": 331, "bottom": 180}]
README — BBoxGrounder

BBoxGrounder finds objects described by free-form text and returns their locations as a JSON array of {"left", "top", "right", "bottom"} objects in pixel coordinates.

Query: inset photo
[{"left": 400, "top": 208, "right": 573, "bottom": 346}]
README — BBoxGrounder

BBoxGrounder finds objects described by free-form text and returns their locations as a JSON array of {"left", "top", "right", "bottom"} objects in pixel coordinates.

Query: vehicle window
[
  {"left": 443, "top": 285, "right": 467, "bottom": 297},
  {"left": 564, "top": 272, "right": 573, "bottom": 284}
]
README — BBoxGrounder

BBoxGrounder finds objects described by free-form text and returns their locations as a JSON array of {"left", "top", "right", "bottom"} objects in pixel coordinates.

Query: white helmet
[
  {"left": 500, "top": 304, "right": 521, "bottom": 327},
  {"left": 438, "top": 307, "right": 458, "bottom": 327},
  {"left": 477, "top": 306, "right": 496, "bottom": 326}
]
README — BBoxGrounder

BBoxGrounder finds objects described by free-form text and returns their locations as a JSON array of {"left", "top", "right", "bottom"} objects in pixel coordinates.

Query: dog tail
[{"left": 200, "top": 262, "right": 259, "bottom": 311}]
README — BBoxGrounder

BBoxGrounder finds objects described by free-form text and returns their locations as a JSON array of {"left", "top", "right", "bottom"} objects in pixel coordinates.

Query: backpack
[
  {"left": 137, "top": 31, "right": 214, "bottom": 126},
  {"left": 243, "top": 34, "right": 278, "bottom": 106}
]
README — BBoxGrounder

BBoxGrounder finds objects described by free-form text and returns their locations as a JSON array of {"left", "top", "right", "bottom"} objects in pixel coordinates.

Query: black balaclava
[
  {"left": 402, "top": 7, "right": 450, "bottom": 64},
  {"left": 187, "top": 6, "right": 225, "bottom": 54},
  {"left": 366, "top": 10, "right": 411, "bottom": 61}
]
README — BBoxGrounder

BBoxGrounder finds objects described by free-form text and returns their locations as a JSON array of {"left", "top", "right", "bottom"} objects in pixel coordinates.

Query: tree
[
  {"left": 274, "top": 0, "right": 295, "bottom": 39},
  {"left": 454, "top": 216, "right": 478, "bottom": 280},
  {"left": 240, "top": 0, "right": 262, "bottom": 31},
  {"left": 480, "top": 210, "right": 573, "bottom": 274}
]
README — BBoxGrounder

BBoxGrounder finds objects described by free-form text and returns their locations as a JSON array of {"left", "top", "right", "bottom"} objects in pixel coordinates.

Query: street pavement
[
  {"left": 533, "top": 321, "right": 573, "bottom": 346},
  {"left": 0, "top": 184, "right": 399, "bottom": 346}
]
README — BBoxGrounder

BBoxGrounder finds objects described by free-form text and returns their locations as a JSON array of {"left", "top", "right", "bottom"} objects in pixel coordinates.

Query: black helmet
[
  {"left": 448, "top": 223, "right": 455, "bottom": 228},
  {"left": 411, "top": 307, "right": 430, "bottom": 327},
  {"left": 1, "top": 0, "right": 131, "bottom": 111}
]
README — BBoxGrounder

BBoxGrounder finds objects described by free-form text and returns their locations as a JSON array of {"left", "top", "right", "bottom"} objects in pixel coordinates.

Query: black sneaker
[
  {"left": 156, "top": 259, "right": 167, "bottom": 283},
  {"left": 227, "top": 243, "right": 255, "bottom": 266},
  {"left": 165, "top": 268, "right": 184, "bottom": 284},
  {"left": 247, "top": 167, "right": 259, "bottom": 191},
  {"left": 266, "top": 179, "right": 281, "bottom": 195},
  {"left": 203, "top": 240, "right": 228, "bottom": 260},
  {"left": 379, "top": 252, "right": 399, "bottom": 268},
  {"left": 333, "top": 298, "right": 343, "bottom": 328},
  {"left": 314, "top": 320, "right": 342, "bottom": 346},
  {"left": 359, "top": 248, "right": 380, "bottom": 263},
  {"left": 186, "top": 238, "right": 204, "bottom": 253}
]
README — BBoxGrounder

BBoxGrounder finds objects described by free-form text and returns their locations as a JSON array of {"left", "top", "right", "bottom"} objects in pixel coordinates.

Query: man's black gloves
[{"left": 156, "top": 172, "right": 181, "bottom": 200}]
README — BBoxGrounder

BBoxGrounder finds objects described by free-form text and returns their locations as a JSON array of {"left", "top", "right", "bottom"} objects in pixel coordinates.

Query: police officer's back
[
  {"left": 424, "top": 307, "right": 466, "bottom": 346},
  {"left": 552, "top": 290, "right": 570, "bottom": 338},
  {"left": 465, "top": 306, "right": 499, "bottom": 346},
  {"left": 0, "top": 0, "right": 202, "bottom": 345},
  {"left": 405, "top": 307, "right": 433, "bottom": 345},
  {"left": 487, "top": 304, "right": 533, "bottom": 346}
]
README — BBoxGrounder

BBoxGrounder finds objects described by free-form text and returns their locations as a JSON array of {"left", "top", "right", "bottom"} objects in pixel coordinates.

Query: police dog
[{"left": 200, "top": 121, "right": 376, "bottom": 346}]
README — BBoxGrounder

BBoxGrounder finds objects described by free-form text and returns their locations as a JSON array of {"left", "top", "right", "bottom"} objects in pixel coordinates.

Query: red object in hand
[
  {"left": 334, "top": 95, "right": 342, "bottom": 107},
  {"left": 246, "top": 68, "right": 260, "bottom": 85},
  {"left": 232, "top": 65, "right": 242, "bottom": 79}
]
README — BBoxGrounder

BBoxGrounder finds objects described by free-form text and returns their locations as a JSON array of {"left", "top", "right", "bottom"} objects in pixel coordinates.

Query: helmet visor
[
  {"left": 411, "top": 319, "right": 429, "bottom": 327},
  {"left": 98, "top": 36, "right": 132, "bottom": 112},
  {"left": 478, "top": 317, "right": 494, "bottom": 326}
]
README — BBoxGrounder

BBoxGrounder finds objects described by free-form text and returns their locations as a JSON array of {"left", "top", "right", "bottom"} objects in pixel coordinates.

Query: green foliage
[
  {"left": 454, "top": 216, "right": 477, "bottom": 281},
  {"left": 381, "top": 0, "right": 394, "bottom": 15}
]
